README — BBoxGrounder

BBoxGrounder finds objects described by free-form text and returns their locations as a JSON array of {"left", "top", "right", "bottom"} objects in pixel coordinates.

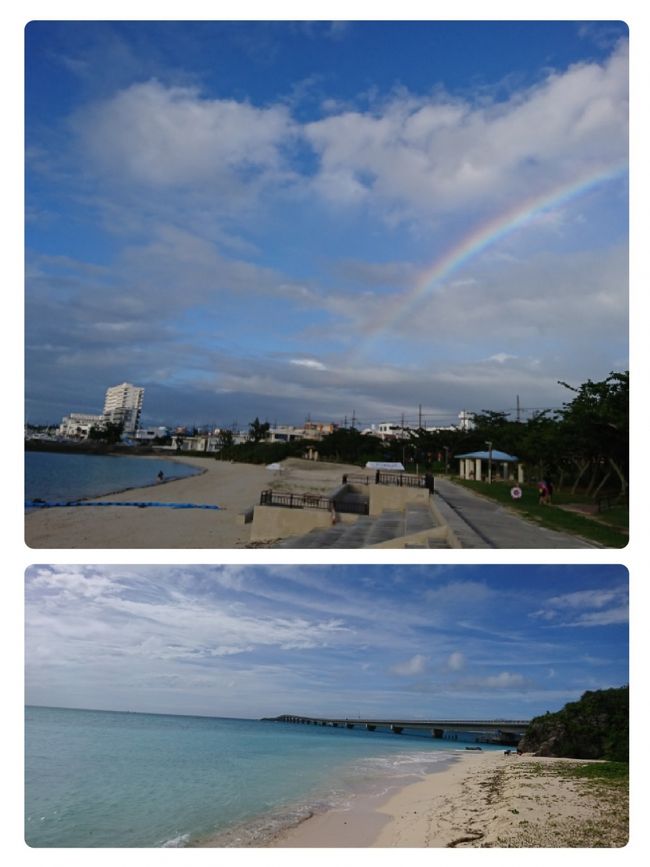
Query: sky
[
  {"left": 25, "top": 20, "right": 629, "bottom": 429},
  {"left": 25, "top": 564, "right": 629, "bottom": 720}
]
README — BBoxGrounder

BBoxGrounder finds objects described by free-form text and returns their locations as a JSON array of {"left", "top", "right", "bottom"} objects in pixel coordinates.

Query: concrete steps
[{"left": 273, "top": 502, "right": 447, "bottom": 549}]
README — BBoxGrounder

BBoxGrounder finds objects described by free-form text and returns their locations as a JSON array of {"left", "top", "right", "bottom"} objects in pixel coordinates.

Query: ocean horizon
[
  {"left": 25, "top": 450, "right": 202, "bottom": 505},
  {"left": 25, "top": 705, "right": 501, "bottom": 848}
]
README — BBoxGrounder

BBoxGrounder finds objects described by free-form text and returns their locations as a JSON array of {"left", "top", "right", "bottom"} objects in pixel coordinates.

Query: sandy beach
[
  {"left": 268, "top": 751, "right": 628, "bottom": 848},
  {"left": 25, "top": 455, "right": 361, "bottom": 549}
]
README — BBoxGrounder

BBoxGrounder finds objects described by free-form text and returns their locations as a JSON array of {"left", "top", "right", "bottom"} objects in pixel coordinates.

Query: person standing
[{"left": 537, "top": 479, "right": 549, "bottom": 505}]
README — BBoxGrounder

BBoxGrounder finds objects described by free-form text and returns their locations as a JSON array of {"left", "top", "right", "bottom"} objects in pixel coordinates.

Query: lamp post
[{"left": 485, "top": 440, "right": 493, "bottom": 484}]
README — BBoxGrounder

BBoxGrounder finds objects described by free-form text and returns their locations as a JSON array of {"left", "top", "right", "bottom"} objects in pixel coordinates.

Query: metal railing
[
  {"left": 259, "top": 489, "right": 370, "bottom": 515},
  {"left": 342, "top": 473, "right": 373, "bottom": 486},
  {"left": 343, "top": 471, "right": 430, "bottom": 489},
  {"left": 378, "top": 471, "right": 428, "bottom": 488},
  {"left": 259, "top": 490, "right": 333, "bottom": 510}
]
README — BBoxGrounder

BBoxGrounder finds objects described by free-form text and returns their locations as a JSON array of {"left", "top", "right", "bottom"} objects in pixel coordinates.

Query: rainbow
[{"left": 357, "top": 162, "right": 627, "bottom": 352}]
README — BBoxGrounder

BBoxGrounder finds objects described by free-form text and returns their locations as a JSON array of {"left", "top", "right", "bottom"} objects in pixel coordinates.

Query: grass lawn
[{"left": 454, "top": 480, "right": 628, "bottom": 548}]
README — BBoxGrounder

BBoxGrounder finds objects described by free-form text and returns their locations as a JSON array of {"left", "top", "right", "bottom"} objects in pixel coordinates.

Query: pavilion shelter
[{"left": 455, "top": 450, "right": 524, "bottom": 483}]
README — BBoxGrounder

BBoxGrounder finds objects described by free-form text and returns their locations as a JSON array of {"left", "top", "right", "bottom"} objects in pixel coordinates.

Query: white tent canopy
[{"left": 365, "top": 461, "right": 405, "bottom": 471}]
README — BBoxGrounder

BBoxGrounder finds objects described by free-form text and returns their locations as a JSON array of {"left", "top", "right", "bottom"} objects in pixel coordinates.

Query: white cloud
[
  {"left": 483, "top": 672, "right": 526, "bottom": 689},
  {"left": 26, "top": 568, "right": 352, "bottom": 672},
  {"left": 487, "top": 353, "right": 518, "bottom": 364},
  {"left": 70, "top": 42, "right": 627, "bottom": 224},
  {"left": 447, "top": 652, "right": 465, "bottom": 671},
  {"left": 29, "top": 565, "right": 123, "bottom": 599},
  {"left": 73, "top": 80, "right": 296, "bottom": 189},
  {"left": 546, "top": 589, "right": 622, "bottom": 610},
  {"left": 531, "top": 586, "right": 628, "bottom": 628},
  {"left": 390, "top": 654, "right": 427, "bottom": 676},
  {"left": 572, "top": 607, "right": 629, "bottom": 628},
  {"left": 304, "top": 42, "right": 627, "bottom": 219},
  {"left": 290, "top": 358, "right": 327, "bottom": 371}
]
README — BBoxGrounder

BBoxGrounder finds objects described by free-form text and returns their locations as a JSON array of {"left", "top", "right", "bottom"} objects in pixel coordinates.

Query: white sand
[{"left": 267, "top": 752, "right": 628, "bottom": 848}]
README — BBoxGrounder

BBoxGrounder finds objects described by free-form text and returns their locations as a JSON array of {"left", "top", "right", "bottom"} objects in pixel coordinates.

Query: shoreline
[
  {"left": 26, "top": 452, "right": 207, "bottom": 506},
  {"left": 25, "top": 455, "right": 364, "bottom": 549},
  {"left": 264, "top": 752, "right": 629, "bottom": 848},
  {"left": 25, "top": 455, "right": 269, "bottom": 548},
  {"left": 194, "top": 747, "right": 463, "bottom": 849}
]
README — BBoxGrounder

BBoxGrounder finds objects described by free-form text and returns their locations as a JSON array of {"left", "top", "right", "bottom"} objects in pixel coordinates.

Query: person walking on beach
[{"left": 157, "top": 470, "right": 165, "bottom": 483}]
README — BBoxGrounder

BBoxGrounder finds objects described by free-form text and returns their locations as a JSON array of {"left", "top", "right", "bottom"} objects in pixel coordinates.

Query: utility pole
[
  {"left": 351, "top": 409, "right": 357, "bottom": 429},
  {"left": 516, "top": 395, "right": 521, "bottom": 423},
  {"left": 418, "top": 404, "right": 422, "bottom": 428}
]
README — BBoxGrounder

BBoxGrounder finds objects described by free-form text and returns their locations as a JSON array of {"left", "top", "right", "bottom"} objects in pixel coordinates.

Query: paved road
[{"left": 433, "top": 478, "right": 599, "bottom": 549}]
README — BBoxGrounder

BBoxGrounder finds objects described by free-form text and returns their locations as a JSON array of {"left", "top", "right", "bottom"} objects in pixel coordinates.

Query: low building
[
  {"left": 57, "top": 413, "right": 105, "bottom": 439},
  {"left": 266, "top": 422, "right": 337, "bottom": 443},
  {"left": 133, "top": 426, "right": 170, "bottom": 441}
]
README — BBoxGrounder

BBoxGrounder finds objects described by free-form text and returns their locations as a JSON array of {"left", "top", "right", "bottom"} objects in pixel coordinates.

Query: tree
[
  {"left": 317, "top": 427, "right": 384, "bottom": 464},
  {"left": 87, "top": 422, "right": 124, "bottom": 444},
  {"left": 217, "top": 429, "right": 234, "bottom": 448},
  {"left": 520, "top": 411, "right": 565, "bottom": 484},
  {"left": 520, "top": 686, "right": 628, "bottom": 761},
  {"left": 557, "top": 371, "right": 629, "bottom": 497},
  {"left": 249, "top": 417, "right": 270, "bottom": 443}
]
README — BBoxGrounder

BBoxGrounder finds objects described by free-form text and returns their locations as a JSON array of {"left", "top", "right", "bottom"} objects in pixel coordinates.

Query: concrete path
[{"left": 433, "top": 478, "right": 599, "bottom": 549}]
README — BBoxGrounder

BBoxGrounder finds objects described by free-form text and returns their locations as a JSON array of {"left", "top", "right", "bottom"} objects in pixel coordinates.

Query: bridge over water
[{"left": 263, "top": 714, "right": 530, "bottom": 745}]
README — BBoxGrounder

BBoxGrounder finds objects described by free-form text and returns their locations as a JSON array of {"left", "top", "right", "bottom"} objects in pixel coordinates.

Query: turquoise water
[
  {"left": 25, "top": 451, "right": 201, "bottom": 504},
  {"left": 25, "top": 706, "right": 499, "bottom": 848}
]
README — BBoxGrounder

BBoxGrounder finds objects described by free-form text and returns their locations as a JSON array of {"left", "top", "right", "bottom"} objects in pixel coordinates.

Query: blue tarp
[{"left": 26, "top": 500, "right": 222, "bottom": 510}]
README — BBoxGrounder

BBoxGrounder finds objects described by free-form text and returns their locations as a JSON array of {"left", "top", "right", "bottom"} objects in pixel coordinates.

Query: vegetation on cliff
[{"left": 520, "top": 686, "right": 628, "bottom": 761}]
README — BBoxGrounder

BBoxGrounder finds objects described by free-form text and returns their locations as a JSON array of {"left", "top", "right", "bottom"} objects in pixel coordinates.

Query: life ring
[{"left": 510, "top": 486, "right": 522, "bottom": 500}]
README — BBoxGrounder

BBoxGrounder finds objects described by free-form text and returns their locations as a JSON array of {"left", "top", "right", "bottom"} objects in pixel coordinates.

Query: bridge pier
[{"left": 265, "top": 715, "right": 528, "bottom": 743}]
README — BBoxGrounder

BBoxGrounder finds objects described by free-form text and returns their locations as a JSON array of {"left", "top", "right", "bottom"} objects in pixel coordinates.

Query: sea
[
  {"left": 25, "top": 706, "right": 500, "bottom": 848},
  {"left": 25, "top": 451, "right": 202, "bottom": 505}
]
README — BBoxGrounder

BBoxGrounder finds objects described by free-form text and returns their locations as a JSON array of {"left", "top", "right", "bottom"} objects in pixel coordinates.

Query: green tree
[
  {"left": 519, "top": 411, "right": 565, "bottom": 484},
  {"left": 87, "top": 422, "right": 124, "bottom": 444},
  {"left": 217, "top": 429, "right": 234, "bottom": 448},
  {"left": 317, "top": 428, "right": 384, "bottom": 464},
  {"left": 520, "top": 686, "right": 628, "bottom": 761},
  {"left": 557, "top": 371, "right": 628, "bottom": 497},
  {"left": 249, "top": 417, "right": 270, "bottom": 443}
]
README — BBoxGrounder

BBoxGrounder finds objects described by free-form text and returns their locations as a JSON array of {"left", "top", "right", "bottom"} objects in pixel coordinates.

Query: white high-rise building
[{"left": 103, "top": 382, "right": 144, "bottom": 435}]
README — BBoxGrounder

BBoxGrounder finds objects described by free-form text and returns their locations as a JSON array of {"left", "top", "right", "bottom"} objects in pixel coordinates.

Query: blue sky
[
  {"left": 25, "top": 564, "right": 629, "bottom": 720},
  {"left": 25, "top": 20, "right": 629, "bottom": 428}
]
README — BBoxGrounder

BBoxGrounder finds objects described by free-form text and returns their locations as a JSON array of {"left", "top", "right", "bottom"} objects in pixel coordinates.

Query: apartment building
[{"left": 103, "top": 382, "right": 144, "bottom": 435}]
